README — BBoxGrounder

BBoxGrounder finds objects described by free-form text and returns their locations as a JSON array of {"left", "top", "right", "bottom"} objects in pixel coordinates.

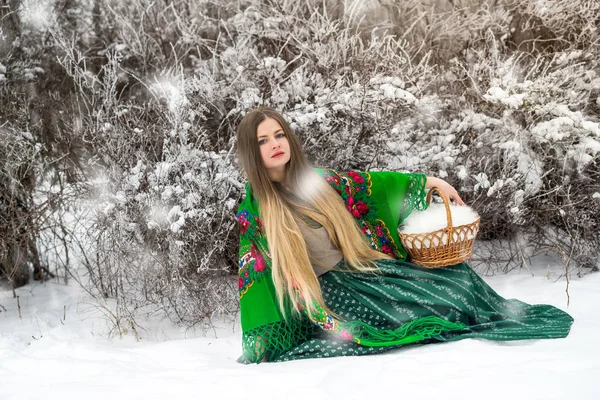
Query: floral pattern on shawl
[
  {"left": 319, "top": 169, "right": 404, "bottom": 258},
  {"left": 237, "top": 210, "right": 271, "bottom": 297}
]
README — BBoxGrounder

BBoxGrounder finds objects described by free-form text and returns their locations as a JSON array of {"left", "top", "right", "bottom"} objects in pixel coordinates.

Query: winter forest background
[{"left": 1, "top": 0, "right": 599, "bottom": 333}]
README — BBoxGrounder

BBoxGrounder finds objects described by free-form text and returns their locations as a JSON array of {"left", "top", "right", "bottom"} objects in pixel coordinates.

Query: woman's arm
[{"left": 426, "top": 176, "right": 465, "bottom": 206}]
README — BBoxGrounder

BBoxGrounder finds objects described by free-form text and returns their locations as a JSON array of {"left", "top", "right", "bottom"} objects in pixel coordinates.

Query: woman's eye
[
  {"left": 276, "top": 133, "right": 286, "bottom": 138},
  {"left": 258, "top": 139, "right": 267, "bottom": 145}
]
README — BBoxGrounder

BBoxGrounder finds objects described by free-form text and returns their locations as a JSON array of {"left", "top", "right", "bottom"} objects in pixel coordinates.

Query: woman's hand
[{"left": 426, "top": 176, "right": 466, "bottom": 206}]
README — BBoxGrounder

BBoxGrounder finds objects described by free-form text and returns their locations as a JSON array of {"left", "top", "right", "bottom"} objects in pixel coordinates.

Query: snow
[
  {"left": 400, "top": 203, "right": 479, "bottom": 234},
  {"left": 484, "top": 86, "right": 526, "bottom": 109},
  {"left": 581, "top": 137, "right": 600, "bottom": 153},
  {"left": 20, "top": 131, "right": 34, "bottom": 141},
  {"left": 498, "top": 140, "right": 520, "bottom": 151},
  {"left": 531, "top": 117, "right": 574, "bottom": 141},
  {"left": 456, "top": 165, "right": 468, "bottom": 180},
  {"left": 581, "top": 120, "right": 600, "bottom": 137},
  {"left": 147, "top": 204, "right": 169, "bottom": 230},
  {"left": 473, "top": 172, "right": 491, "bottom": 191},
  {"left": 379, "top": 83, "right": 417, "bottom": 104},
  {"left": 150, "top": 78, "right": 189, "bottom": 116},
  {"left": 168, "top": 205, "right": 185, "bottom": 233},
  {"left": 518, "top": 152, "right": 543, "bottom": 196},
  {"left": 19, "top": 0, "right": 56, "bottom": 31},
  {"left": 238, "top": 87, "right": 262, "bottom": 110},
  {"left": 262, "top": 57, "right": 286, "bottom": 72},
  {"left": 513, "top": 189, "right": 525, "bottom": 206},
  {"left": 536, "top": 0, "right": 549, "bottom": 14},
  {"left": 1, "top": 261, "right": 599, "bottom": 400}
]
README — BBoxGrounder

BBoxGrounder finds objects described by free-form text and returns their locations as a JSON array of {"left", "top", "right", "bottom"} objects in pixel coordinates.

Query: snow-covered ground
[{"left": 1, "top": 261, "right": 599, "bottom": 400}]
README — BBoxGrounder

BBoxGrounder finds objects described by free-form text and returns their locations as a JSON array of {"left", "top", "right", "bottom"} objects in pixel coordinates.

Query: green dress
[{"left": 236, "top": 169, "right": 573, "bottom": 363}]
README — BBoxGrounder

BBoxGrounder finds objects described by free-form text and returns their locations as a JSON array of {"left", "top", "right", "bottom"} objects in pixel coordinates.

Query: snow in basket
[{"left": 398, "top": 203, "right": 479, "bottom": 250}]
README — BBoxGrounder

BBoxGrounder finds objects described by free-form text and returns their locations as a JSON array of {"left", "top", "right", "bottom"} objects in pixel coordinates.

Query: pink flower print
[
  {"left": 238, "top": 278, "right": 244, "bottom": 289},
  {"left": 254, "top": 255, "right": 266, "bottom": 272},
  {"left": 347, "top": 172, "right": 365, "bottom": 184},
  {"left": 355, "top": 201, "right": 369, "bottom": 215},
  {"left": 382, "top": 245, "right": 392, "bottom": 254},
  {"left": 326, "top": 173, "right": 341, "bottom": 185},
  {"left": 375, "top": 225, "right": 384, "bottom": 236},
  {"left": 347, "top": 196, "right": 361, "bottom": 217},
  {"left": 340, "top": 330, "right": 353, "bottom": 341},
  {"left": 323, "top": 321, "right": 334, "bottom": 330},
  {"left": 250, "top": 245, "right": 267, "bottom": 272},
  {"left": 238, "top": 215, "right": 249, "bottom": 234},
  {"left": 255, "top": 217, "right": 263, "bottom": 232}
]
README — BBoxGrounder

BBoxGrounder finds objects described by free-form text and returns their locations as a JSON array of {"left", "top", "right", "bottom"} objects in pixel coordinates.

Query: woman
[{"left": 235, "top": 107, "right": 573, "bottom": 364}]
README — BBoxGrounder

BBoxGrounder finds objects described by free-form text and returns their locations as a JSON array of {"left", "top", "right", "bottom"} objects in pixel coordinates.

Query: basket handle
[{"left": 425, "top": 187, "right": 453, "bottom": 233}]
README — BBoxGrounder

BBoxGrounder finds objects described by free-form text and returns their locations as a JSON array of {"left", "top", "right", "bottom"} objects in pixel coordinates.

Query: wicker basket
[{"left": 398, "top": 187, "right": 480, "bottom": 268}]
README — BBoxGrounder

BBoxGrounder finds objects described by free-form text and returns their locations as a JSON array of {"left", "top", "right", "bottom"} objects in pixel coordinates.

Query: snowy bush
[
  {"left": 0, "top": 128, "right": 39, "bottom": 287},
  {"left": 84, "top": 141, "right": 243, "bottom": 327}
]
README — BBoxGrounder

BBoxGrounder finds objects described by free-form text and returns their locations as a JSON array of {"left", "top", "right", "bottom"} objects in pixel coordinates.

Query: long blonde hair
[{"left": 236, "top": 107, "right": 389, "bottom": 319}]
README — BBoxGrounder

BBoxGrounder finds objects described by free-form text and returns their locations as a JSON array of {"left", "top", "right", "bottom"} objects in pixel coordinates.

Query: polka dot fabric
[{"left": 274, "top": 259, "right": 573, "bottom": 362}]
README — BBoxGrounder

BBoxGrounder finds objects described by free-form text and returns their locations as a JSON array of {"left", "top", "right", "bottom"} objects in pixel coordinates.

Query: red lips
[{"left": 271, "top": 152, "right": 284, "bottom": 158}]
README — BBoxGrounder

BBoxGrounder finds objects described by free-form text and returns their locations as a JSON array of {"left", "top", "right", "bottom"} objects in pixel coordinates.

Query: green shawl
[{"left": 236, "top": 169, "right": 466, "bottom": 363}]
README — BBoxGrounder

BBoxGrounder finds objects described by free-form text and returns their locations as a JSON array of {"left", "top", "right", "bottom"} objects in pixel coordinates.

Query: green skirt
[{"left": 272, "top": 259, "right": 573, "bottom": 362}]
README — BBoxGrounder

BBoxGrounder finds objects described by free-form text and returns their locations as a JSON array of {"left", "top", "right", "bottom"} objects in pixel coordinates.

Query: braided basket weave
[{"left": 398, "top": 187, "right": 480, "bottom": 268}]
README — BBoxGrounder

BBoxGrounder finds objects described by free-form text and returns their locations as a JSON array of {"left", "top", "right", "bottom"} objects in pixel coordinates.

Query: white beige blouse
[{"left": 297, "top": 219, "right": 343, "bottom": 276}]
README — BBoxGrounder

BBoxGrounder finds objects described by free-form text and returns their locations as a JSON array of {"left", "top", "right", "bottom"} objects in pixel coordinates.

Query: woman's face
[{"left": 256, "top": 117, "right": 291, "bottom": 174}]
